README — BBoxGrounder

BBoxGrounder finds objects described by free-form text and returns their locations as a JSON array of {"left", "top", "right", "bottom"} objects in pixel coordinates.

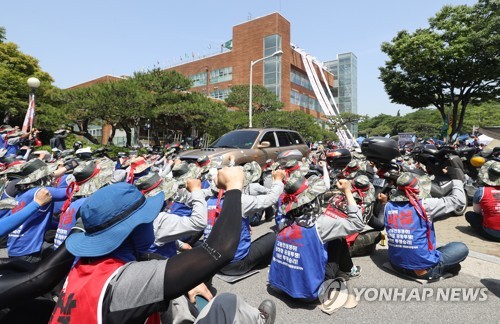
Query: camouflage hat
[
  {"left": 243, "top": 161, "right": 262, "bottom": 187},
  {"left": 283, "top": 159, "right": 309, "bottom": 178},
  {"left": 390, "top": 172, "right": 431, "bottom": 202},
  {"left": 16, "top": 159, "right": 51, "bottom": 185},
  {"left": 172, "top": 187, "right": 191, "bottom": 204},
  {"left": 6, "top": 131, "right": 25, "bottom": 138},
  {"left": 72, "top": 159, "right": 115, "bottom": 197},
  {"left": 32, "top": 150, "right": 52, "bottom": 162},
  {"left": 342, "top": 160, "right": 366, "bottom": 180},
  {"left": 0, "top": 197, "right": 17, "bottom": 210},
  {"left": 0, "top": 162, "right": 26, "bottom": 179},
  {"left": 171, "top": 162, "right": 201, "bottom": 186},
  {"left": 478, "top": 160, "right": 500, "bottom": 186},
  {"left": 262, "top": 159, "right": 275, "bottom": 173},
  {"left": 135, "top": 172, "right": 178, "bottom": 200},
  {"left": 280, "top": 174, "right": 327, "bottom": 214},
  {"left": 351, "top": 175, "right": 375, "bottom": 204},
  {"left": 196, "top": 155, "right": 218, "bottom": 174},
  {"left": 129, "top": 156, "right": 151, "bottom": 174}
]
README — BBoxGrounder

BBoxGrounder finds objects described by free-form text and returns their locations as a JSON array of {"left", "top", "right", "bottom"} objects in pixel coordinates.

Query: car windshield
[{"left": 210, "top": 130, "right": 259, "bottom": 149}]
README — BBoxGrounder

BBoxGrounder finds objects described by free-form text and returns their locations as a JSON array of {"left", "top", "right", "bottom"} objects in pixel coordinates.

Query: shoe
[
  {"left": 447, "top": 264, "right": 461, "bottom": 276},
  {"left": 340, "top": 265, "right": 361, "bottom": 280},
  {"left": 258, "top": 299, "right": 276, "bottom": 324}
]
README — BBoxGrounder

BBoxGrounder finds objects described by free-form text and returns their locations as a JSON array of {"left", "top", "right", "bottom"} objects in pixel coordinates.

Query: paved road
[
  {"left": 211, "top": 211, "right": 500, "bottom": 324},
  {"left": 1, "top": 207, "right": 498, "bottom": 323}
]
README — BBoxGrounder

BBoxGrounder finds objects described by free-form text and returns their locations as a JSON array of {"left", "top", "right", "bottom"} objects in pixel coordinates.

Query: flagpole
[{"left": 23, "top": 77, "right": 40, "bottom": 133}]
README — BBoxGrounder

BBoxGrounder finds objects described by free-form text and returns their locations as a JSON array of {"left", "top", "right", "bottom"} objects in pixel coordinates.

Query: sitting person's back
[
  {"left": 383, "top": 172, "right": 468, "bottom": 279},
  {"left": 465, "top": 161, "right": 500, "bottom": 241}
]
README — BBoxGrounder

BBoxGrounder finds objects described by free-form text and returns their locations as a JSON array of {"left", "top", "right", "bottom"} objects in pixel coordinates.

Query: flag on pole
[
  {"left": 22, "top": 93, "right": 35, "bottom": 133},
  {"left": 224, "top": 39, "right": 233, "bottom": 50}
]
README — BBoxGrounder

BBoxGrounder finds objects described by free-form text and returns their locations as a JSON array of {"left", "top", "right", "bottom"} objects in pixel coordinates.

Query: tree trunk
[
  {"left": 109, "top": 125, "right": 117, "bottom": 144},
  {"left": 120, "top": 123, "right": 132, "bottom": 147},
  {"left": 71, "top": 119, "right": 99, "bottom": 144}
]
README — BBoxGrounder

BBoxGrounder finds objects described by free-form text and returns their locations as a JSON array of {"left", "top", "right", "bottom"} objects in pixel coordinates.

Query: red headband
[
  {"left": 282, "top": 179, "right": 309, "bottom": 213},
  {"left": 141, "top": 178, "right": 163, "bottom": 195},
  {"left": 398, "top": 177, "right": 433, "bottom": 250},
  {"left": 61, "top": 165, "right": 101, "bottom": 213},
  {"left": 197, "top": 159, "right": 211, "bottom": 167}
]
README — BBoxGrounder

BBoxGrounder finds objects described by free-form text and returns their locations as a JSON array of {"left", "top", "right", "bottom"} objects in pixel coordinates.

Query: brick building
[
  {"left": 165, "top": 12, "right": 337, "bottom": 121},
  {"left": 69, "top": 13, "right": 356, "bottom": 145}
]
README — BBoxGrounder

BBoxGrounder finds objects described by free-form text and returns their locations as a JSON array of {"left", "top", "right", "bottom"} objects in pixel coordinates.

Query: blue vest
[
  {"left": 8, "top": 188, "right": 54, "bottom": 256},
  {"left": 385, "top": 201, "right": 441, "bottom": 270},
  {"left": 54, "top": 198, "right": 85, "bottom": 250},
  {"left": 5, "top": 144, "right": 18, "bottom": 158},
  {"left": 167, "top": 201, "right": 192, "bottom": 216},
  {"left": 269, "top": 223, "right": 327, "bottom": 300},
  {"left": 205, "top": 196, "right": 251, "bottom": 262},
  {"left": 201, "top": 179, "right": 211, "bottom": 189}
]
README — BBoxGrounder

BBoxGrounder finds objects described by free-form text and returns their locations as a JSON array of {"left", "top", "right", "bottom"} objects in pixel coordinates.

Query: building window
[
  {"left": 189, "top": 72, "right": 208, "bottom": 87},
  {"left": 210, "top": 67, "right": 232, "bottom": 84},
  {"left": 291, "top": 70, "right": 313, "bottom": 91},
  {"left": 263, "top": 34, "right": 282, "bottom": 99},
  {"left": 210, "top": 88, "right": 231, "bottom": 100},
  {"left": 89, "top": 128, "right": 102, "bottom": 137},
  {"left": 290, "top": 89, "right": 320, "bottom": 112}
]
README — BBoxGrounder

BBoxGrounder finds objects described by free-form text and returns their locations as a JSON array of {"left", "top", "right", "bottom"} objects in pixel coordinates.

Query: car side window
[
  {"left": 289, "top": 132, "right": 305, "bottom": 145},
  {"left": 260, "top": 132, "right": 277, "bottom": 147},
  {"left": 276, "top": 131, "right": 293, "bottom": 147}
]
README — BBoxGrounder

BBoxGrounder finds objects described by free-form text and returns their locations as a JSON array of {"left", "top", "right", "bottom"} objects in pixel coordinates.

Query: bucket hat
[
  {"left": 126, "top": 156, "right": 152, "bottom": 183},
  {"left": 65, "top": 182, "right": 164, "bottom": 257},
  {"left": 0, "top": 197, "right": 17, "bottom": 210},
  {"left": 243, "top": 161, "right": 262, "bottom": 187},
  {"left": 171, "top": 162, "right": 201, "bottom": 185},
  {"left": 283, "top": 160, "right": 309, "bottom": 178},
  {"left": 6, "top": 131, "right": 25, "bottom": 138},
  {"left": 342, "top": 160, "right": 366, "bottom": 180},
  {"left": 196, "top": 155, "right": 218, "bottom": 174},
  {"left": 16, "top": 159, "right": 50, "bottom": 185},
  {"left": 390, "top": 172, "right": 431, "bottom": 202},
  {"left": 0, "top": 161, "right": 25, "bottom": 179},
  {"left": 135, "top": 172, "right": 179, "bottom": 199},
  {"left": 280, "top": 174, "right": 327, "bottom": 214},
  {"left": 72, "top": 159, "right": 115, "bottom": 197},
  {"left": 478, "top": 160, "right": 500, "bottom": 186},
  {"left": 351, "top": 175, "right": 375, "bottom": 204}
]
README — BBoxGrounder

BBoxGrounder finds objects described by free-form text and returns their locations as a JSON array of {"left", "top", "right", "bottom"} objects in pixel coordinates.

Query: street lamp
[
  {"left": 23, "top": 77, "right": 40, "bottom": 132},
  {"left": 248, "top": 50, "right": 283, "bottom": 128}
]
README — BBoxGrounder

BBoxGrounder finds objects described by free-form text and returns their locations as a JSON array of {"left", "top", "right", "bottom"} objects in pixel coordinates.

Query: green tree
[
  {"left": 0, "top": 40, "right": 59, "bottom": 129},
  {"left": 462, "top": 101, "right": 500, "bottom": 133},
  {"left": 379, "top": 0, "right": 499, "bottom": 139},
  {"left": 0, "top": 27, "right": 6, "bottom": 43},
  {"left": 225, "top": 84, "right": 284, "bottom": 113}
]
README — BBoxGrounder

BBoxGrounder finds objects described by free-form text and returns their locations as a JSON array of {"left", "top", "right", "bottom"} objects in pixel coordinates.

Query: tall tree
[
  {"left": 0, "top": 40, "right": 58, "bottom": 128},
  {"left": 0, "top": 27, "right": 6, "bottom": 43},
  {"left": 225, "top": 84, "right": 284, "bottom": 113},
  {"left": 379, "top": 0, "right": 499, "bottom": 139}
]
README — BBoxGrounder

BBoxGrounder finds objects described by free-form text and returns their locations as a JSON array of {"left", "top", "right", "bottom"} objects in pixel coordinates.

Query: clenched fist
[
  {"left": 186, "top": 179, "right": 202, "bottom": 192},
  {"left": 216, "top": 166, "right": 244, "bottom": 191},
  {"left": 34, "top": 188, "right": 52, "bottom": 206},
  {"left": 336, "top": 179, "right": 352, "bottom": 192},
  {"left": 272, "top": 169, "right": 286, "bottom": 182}
]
